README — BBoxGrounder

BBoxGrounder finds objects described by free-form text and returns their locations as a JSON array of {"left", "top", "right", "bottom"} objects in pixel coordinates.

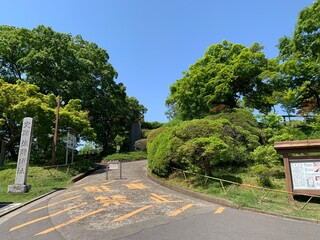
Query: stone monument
[{"left": 8, "top": 117, "right": 34, "bottom": 193}]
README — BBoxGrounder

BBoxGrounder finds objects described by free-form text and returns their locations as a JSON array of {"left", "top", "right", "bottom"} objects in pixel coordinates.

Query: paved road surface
[{"left": 0, "top": 160, "right": 319, "bottom": 240}]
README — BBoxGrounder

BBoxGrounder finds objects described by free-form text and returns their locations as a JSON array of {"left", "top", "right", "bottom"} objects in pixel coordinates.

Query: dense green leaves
[
  {"left": 278, "top": 0, "right": 320, "bottom": 114},
  {"left": 166, "top": 40, "right": 275, "bottom": 120},
  {"left": 147, "top": 118, "right": 260, "bottom": 177},
  {"left": 0, "top": 80, "right": 94, "bottom": 165},
  {"left": 0, "top": 25, "right": 146, "bottom": 156}
]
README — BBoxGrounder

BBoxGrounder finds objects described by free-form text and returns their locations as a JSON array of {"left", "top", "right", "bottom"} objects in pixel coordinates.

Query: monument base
[{"left": 8, "top": 184, "right": 30, "bottom": 193}]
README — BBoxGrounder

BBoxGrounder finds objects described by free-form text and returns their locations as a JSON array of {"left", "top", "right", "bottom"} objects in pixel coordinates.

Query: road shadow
[{"left": 0, "top": 202, "right": 14, "bottom": 208}]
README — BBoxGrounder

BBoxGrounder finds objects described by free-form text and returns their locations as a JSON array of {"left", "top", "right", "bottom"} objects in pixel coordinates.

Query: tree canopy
[
  {"left": 166, "top": 40, "right": 275, "bottom": 120},
  {"left": 278, "top": 0, "right": 320, "bottom": 115},
  {"left": 0, "top": 25, "right": 146, "bottom": 157},
  {"left": 0, "top": 80, "right": 94, "bottom": 165}
]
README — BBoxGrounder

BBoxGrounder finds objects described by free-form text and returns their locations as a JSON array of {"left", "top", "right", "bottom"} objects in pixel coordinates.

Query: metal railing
[{"left": 171, "top": 167, "right": 320, "bottom": 212}]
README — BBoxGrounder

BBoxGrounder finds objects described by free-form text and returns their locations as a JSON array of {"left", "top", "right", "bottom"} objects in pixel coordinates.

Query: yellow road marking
[
  {"left": 28, "top": 195, "right": 82, "bottom": 213},
  {"left": 34, "top": 208, "right": 106, "bottom": 236},
  {"left": 112, "top": 205, "right": 153, "bottom": 222},
  {"left": 104, "top": 180, "right": 117, "bottom": 185},
  {"left": 124, "top": 183, "right": 149, "bottom": 189},
  {"left": 10, "top": 202, "right": 87, "bottom": 231},
  {"left": 83, "top": 186, "right": 103, "bottom": 192},
  {"left": 214, "top": 207, "right": 225, "bottom": 214},
  {"left": 131, "top": 180, "right": 142, "bottom": 183},
  {"left": 150, "top": 193, "right": 182, "bottom": 203},
  {"left": 73, "top": 183, "right": 87, "bottom": 188},
  {"left": 100, "top": 186, "right": 112, "bottom": 192},
  {"left": 95, "top": 195, "right": 132, "bottom": 206},
  {"left": 168, "top": 204, "right": 193, "bottom": 217},
  {"left": 55, "top": 190, "right": 79, "bottom": 198}
]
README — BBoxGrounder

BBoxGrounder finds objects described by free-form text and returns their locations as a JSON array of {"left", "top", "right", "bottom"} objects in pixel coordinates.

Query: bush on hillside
[
  {"left": 146, "top": 127, "right": 168, "bottom": 147},
  {"left": 147, "top": 128, "right": 173, "bottom": 176},
  {"left": 176, "top": 136, "right": 228, "bottom": 175},
  {"left": 147, "top": 118, "right": 260, "bottom": 177},
  {"left": 250, "top": 145, "right": 283, "bottom": 187},
  {"left": 206, "top": 108, "right": 260, "bottom": 136}
]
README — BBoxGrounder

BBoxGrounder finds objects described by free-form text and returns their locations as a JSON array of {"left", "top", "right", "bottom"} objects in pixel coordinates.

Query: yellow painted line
[
  {"left": 83, "top": 186, "right": 103, "bottom": 192},
  {"left": 131, "top": 180, "right": 142, "bottom": 183},
  {"left": 124, "top": 183, "right": 149, "bottom": 189},
  {"left": 28, "top": 195, "right": 82, "bottom": 213},
  {"left": 10, "top": 202, "right": 87, "bottom": 231},
  {"left": 73, "top": 183, "right": 87, "bottom": 188},
  {"left": 150, "top": 193, "right": 182, "bottom": 203},
  {"left": 112, "top": 205, "right": 153, "bottom": 222},
  {"left": 34, "top": 208, "right": 106, "bottom": 236},
  {"left": 55, "top": 190, "right": 79, "bottom": 198},
  {"left": 104, "top": 180, "right": 118, "bottom": 185},
  {"left": 214, "top": 207, "right": 225, "bottom": 214},
  {"left": 100, "top": 186, "right": 112, "bottom": 192},
  {"left": 168, "top": 204, "right": 193, "bottom": 217}
]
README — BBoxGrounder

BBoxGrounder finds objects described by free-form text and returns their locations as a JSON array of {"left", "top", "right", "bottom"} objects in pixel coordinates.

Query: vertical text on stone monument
[{"left": 15, "top": 117, "right": 34, "bottom": 185}]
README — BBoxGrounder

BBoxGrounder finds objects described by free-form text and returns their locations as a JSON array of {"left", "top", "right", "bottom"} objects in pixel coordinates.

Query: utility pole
[{"left": 52, "top": 95, "right": 61, "bottom": 166}]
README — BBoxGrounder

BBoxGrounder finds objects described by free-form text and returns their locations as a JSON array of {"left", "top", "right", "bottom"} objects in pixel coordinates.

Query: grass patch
[
  {"left": 158, "top": 171, "right": 320, "bottom": 221},
  {"left": 0, "top": 160, "right": 96, "bottom": 203},
  {"left": 102, "top": 151, "right": 147, "bottom": 164}
]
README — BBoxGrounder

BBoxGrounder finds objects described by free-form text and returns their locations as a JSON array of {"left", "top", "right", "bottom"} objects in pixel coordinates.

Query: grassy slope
[{"left": 0, "top": 161, "right": 93, "bottom": 203}]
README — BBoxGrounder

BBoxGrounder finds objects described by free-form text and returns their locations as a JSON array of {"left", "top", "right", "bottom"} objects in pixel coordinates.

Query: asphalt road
[{"left": 0, "top": 160, "right": 319, "bottom": 240}]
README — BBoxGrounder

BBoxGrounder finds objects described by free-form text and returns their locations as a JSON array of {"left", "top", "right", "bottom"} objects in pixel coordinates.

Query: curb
[
  {"left": 70, "top": 164, "right": 104, "bottom": 182},
  {"left": 0, "top": 164, "right": 104, "bottom": 218},
  {"left": 147, "top": 170, "right": 320, "bottom": 225},
  {"left": 0, "top": 189, "right": 59, "bottom": 218}
]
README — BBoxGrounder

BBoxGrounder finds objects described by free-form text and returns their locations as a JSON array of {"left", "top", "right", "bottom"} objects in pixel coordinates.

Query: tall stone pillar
[{"left": 8, "top": 117, "right": 34, "bottom": 193}]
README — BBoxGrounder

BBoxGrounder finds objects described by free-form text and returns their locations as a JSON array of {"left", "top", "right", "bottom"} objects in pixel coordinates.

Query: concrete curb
[
  {"left": 70, "top": 164, "right": 104, "bottom": 183},
  {"left": 0, "top": 164, "right": 104, "bottom": 218},
  {"left": 0, "top": 189, "right": 59, "bottom": 218},
  {"left": 147, "top": 170, "right": 320, "bottom": 225}
]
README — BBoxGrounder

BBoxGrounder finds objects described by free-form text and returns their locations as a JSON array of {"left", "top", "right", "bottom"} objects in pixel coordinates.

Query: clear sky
[{"left": 0, "top": 1, "right": 315, "bottom": 122}]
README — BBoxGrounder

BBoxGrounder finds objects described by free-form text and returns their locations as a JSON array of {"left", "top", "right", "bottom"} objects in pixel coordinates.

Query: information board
[
  {"left": 66, "top": 132, "right": 77, "bottom": 150},
  {"left": 290, "top": 161, "right": 320, "bottom": 190}
]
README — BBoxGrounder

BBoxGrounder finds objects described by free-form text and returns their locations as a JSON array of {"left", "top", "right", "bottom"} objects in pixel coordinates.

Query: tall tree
[
  {"left": 166, "top": 40, "right": 275, "bottom": 120},
  {"left": 0, "top": 25, "right": 146, "bottom": 153},
  {"left": 0, "top": 80, "right": 94, "bottom": 165},
  {"left": 278, "top": 0, "right": 320, "bottom": 114}
]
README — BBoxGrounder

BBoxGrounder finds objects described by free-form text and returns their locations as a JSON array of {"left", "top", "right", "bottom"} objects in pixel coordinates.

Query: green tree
[
  {"left": 0, "top": 80, "right": 94, "bottom": 165},
  {"left": 274, "top": 90, "right": 297, "bottom": 120},
  {"left": 278, "top": 0, "right": 320, "bottom": 113},
  {"left": 0, "top": 25, "right": 146, "bottom": 154},
  {"left": 166, "top": 40, "right": 275, "bottom": 120}
]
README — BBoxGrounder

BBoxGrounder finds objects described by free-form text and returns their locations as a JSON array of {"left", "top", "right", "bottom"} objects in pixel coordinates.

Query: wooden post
[
  {"left": 283, "top": 153, "right": 294, "bottom": 201},
  {"left": 52, "top": 95, "right": 61, "bottom": 166}
]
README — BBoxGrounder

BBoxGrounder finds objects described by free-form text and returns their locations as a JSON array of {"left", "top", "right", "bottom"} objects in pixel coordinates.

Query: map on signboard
[{"left": 290, "top": 161, "right": 320, "bottom": 190}]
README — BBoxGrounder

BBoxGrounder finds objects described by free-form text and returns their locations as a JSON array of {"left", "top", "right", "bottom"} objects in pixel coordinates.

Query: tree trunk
[{"left": 0, "top": 140, "right": 6, "bottom": 166}]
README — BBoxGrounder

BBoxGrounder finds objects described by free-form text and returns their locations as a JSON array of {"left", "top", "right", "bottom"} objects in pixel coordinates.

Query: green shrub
[
  {"left": 147, "top": 128, "right": 173, "bottom": 176},
  {"left": 103, "top": 151, "right": 147, "bottom": 162},
  {"left": 146, "top": 127, "right": 168, "bottom": 147},
  {"left": 250, "top": 145, "right": 283, "bottom": 187},
  {"left": 267, "top": 126, "right": 307, "bottom": 144},
  {"left": 176, "top": 136, "right": 228, "bottom": 175},
  {"left": 147, "top": 118, "right": 260, "bottom": 177},
  {"left": 207, "top": 108, "right": 260, "bottom": 136}
]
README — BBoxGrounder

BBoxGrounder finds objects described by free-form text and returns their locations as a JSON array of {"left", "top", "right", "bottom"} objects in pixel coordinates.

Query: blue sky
[{"left": 0, "top": 1, "right": 315, "bottom": 122}]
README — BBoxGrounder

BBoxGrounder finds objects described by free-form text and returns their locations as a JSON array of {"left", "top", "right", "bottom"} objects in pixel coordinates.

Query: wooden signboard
[{"left": 274, "top": 140, "right": 320, "bottom": 201}]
